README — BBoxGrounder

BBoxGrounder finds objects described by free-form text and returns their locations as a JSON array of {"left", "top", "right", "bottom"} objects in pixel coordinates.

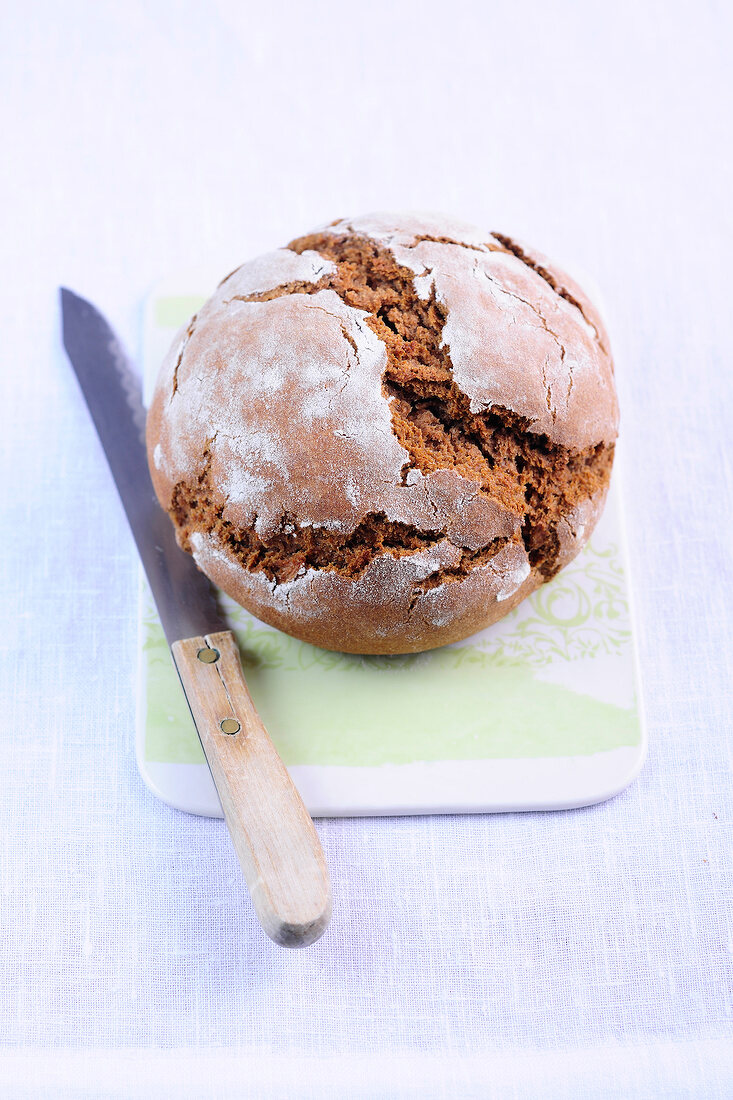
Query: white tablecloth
[{"left": 2, "top": 1, "right": 731, "bottom": 1096}]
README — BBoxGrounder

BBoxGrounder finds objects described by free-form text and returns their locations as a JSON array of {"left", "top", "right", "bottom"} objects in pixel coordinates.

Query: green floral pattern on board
[{"left": 476, "top": 541, "right": 631, "bottom": 666}]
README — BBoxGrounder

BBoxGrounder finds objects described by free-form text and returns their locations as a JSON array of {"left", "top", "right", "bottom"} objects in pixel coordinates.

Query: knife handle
[{"left": 171, "top": 630, "right": 331, "bottom": 948}]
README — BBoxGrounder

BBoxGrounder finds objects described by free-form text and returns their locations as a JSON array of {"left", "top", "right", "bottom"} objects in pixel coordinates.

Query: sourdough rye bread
[{"left": 146, "top": 212, "right": 618, "bottom": 654}]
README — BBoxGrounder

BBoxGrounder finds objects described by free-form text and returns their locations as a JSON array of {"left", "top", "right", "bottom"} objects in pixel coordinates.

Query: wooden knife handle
[{"left": 171, "top": 630, "right": 331, "bottom": 948}]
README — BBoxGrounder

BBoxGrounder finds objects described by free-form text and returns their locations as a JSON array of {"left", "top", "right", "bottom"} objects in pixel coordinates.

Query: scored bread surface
[{"left": 147, "top": 212, "right": 618, "bottom": 654}]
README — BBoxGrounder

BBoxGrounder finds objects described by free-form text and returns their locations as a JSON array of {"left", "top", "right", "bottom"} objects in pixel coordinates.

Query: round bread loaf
[{"left": 147, "top": 212, "right": 618, "bottom": 654}]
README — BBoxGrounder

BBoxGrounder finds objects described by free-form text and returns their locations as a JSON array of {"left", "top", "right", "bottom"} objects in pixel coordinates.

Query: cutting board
[{"left": 136, "top": 275, "right": 646, "bottom": 818}]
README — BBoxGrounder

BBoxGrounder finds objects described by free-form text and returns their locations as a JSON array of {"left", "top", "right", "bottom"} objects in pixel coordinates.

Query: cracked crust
[{"left": 147, "top": 211, "right": 618, "bottom": 654}]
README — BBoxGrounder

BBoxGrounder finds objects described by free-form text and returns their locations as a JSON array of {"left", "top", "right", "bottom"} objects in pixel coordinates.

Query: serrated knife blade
[{"left": 60, "top": 288, "right": 228, "bottom": 644}]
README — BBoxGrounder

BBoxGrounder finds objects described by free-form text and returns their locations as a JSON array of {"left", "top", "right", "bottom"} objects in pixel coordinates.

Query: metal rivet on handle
[
  {"left": 197, "top": 647, "right": 220, "bottom": 664},
  {"left": 220, "top": 718, "right": 241, "bottom": 735}
]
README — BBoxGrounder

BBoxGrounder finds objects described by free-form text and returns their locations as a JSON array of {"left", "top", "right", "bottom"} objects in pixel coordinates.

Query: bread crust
[{"left": 146, "top": 213, "right": 618, "bottom": 654}]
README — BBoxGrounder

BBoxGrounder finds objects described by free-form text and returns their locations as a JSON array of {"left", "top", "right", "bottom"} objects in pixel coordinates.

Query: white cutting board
[{"left": 136, "top": 275, "right": 646, "bottom": 818}]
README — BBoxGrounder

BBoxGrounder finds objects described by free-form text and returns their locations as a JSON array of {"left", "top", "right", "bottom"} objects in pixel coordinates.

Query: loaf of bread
[{"left": 147, "top": 212, "right": 618, "bottom": 653}]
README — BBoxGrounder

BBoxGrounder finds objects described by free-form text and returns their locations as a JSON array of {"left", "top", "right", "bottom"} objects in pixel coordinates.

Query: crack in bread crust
[
  {"left": 167, "top": 228, "right": 613, "bottom": 587},
  {"left": 491, "top": 232, "right": 604, "bottom": 348},
  {"left": 409, "top": 538, "right": 511, "bottom": 604},
  {"left": 170, "top": 447, "right": 509, "bottom": 586},
  {"left": 169, "top": 313, "right": 199, "bottom": 401}
]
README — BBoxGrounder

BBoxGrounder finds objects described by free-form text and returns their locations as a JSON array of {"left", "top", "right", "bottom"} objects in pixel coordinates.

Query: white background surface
[{"left": 2, "top": 1, "right": 732, "bottom": 1096}]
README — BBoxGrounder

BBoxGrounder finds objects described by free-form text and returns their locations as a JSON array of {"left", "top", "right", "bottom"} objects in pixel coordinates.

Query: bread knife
[{"left": 60, "top": 288, "right": 331, "bottom": 948}]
